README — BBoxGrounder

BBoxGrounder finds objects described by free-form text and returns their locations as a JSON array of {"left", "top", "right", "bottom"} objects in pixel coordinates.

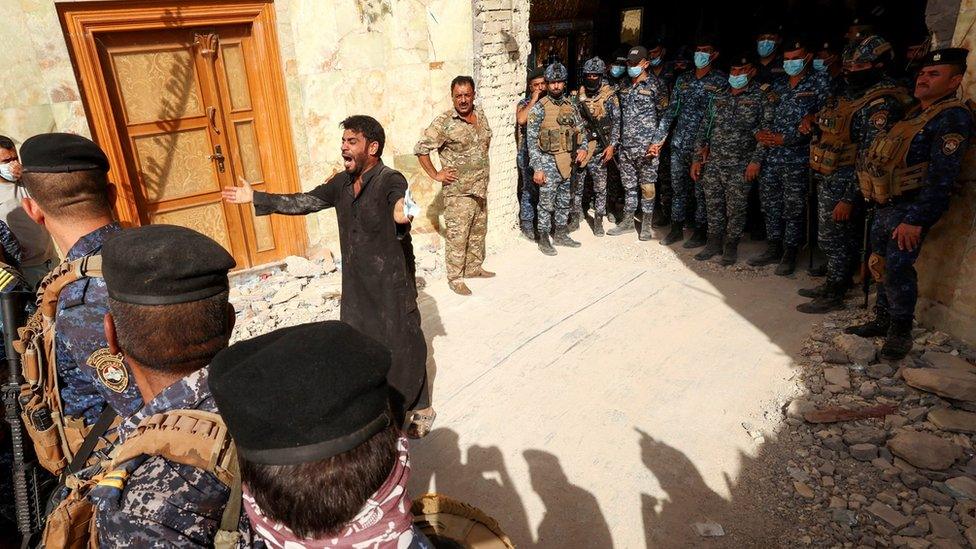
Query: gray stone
[
  {"left": 786, "top": 398, "right": 816, "bottom": 419},
  {"left": 825, "top": 347, "right": 849, "bottom": 364},
  {"left": 867, "top": 362, "right": 895, "bottom": 379},
  {"left": 887, "top": 431, "right": 963, "bottom": 471},
  {"left": 928, "top": 408, "right": 976, "bottom": 434},
  {"left": 945, "top": 477, "right": 976, "bottom": 500},
  {"left": 881, "top": 385, "right": 908, "bottom": 398},
  {"left": 834, "top": 333, "right": 878, "bottom": 364},
  {"left": 867, "top": 500, "right": 912, "bottom": 529},
  {"left": 851, "top": 443, "right": 879, "bottom": 461},
  {"left": 860, "top": 380, "right": 880, "bottom": 398},
  {"left": 269, "top": 280, "right": 303, "bottom": 304},
  {"left": 843, "top": 426, "right": 887, "bottom": 446},
  {"left": 824, "top": 366, "right": 851, "bottom": 389},
  {"left": 919, "top": 486, "right": 955, "bottom": 506},
  {"left": 890, "top": 536, "right": 930, "bottom": 549},
  {"left": 832, "top": 508, "right": 858, "bottom": 526},
  {"left": 284, "top": 255, "right": 325, "bottom": 278},
  {"left": 692, "top": 521, "right": 725, "bottom": 537},
  {"left": 823, "top": 435, "right": 847, "bottom": 452},
  {"left": 901, "top": 471, "right": 930, "bottom": 489},
  {"left": 923, "top": 351, "right": 976, "bottom": 372},
  {"left": 794, "top": 481, "right": 815, "bottom": 499},
  {"left": 903, "top": 368, "right": 976, "bottom": 403},
  {"left": 927, "top": 512, "right": 961, "bottom": 541}
]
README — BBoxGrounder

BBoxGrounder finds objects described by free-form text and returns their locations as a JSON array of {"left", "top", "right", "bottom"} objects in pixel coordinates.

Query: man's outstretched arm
[{"left": 222, "top": 177, "right": 337, "bottom": 215}]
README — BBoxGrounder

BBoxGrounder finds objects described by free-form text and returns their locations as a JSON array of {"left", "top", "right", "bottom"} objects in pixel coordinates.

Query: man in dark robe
[{"left": 221, "top": 115, "right": 435, "bottom": 438}]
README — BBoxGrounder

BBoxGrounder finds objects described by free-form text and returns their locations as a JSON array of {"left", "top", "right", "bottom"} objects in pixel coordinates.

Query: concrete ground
[{"left": 408, "top": 226, "right": 822, "bottom": 548}]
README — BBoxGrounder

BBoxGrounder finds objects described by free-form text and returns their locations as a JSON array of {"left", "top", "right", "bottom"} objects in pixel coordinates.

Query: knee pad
[{"left": 641, "top": 184, "right": 656, "bottom": 200}]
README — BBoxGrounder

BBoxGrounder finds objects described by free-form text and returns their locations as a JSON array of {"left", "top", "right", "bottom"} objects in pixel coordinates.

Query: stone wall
[{"left": 916, "top": 0, "right": 976, "bottom": 343}]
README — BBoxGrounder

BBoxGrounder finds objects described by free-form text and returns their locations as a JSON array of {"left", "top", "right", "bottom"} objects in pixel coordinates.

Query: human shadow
[{"left": 417, "top": 286, "right": 444, "bottom": 399}]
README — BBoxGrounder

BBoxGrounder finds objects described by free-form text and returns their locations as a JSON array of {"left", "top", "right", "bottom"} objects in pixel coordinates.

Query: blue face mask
[
  {"left": 783, "top": 58, "right": 806, "bottom": 76},
  {"left": 649, "top": 56, "right": 662, "bottom": 67},
  {"left": 694, "top": 51, "right": 712, "bottom": 69},
  {"left": 728, "top": 74, "right": 749, "bottom": 89},
  {"left": 757, "top": 40, "right": 776, "bottom": 58},
  {"left": 812, "top": 58, "right": 827, "bottom": 72},
  {"left": 610, "top": 65, "right": 625, "bottom": 78},
  {"left": 627, "top": 66, "right": 643, "bottom": 78}
]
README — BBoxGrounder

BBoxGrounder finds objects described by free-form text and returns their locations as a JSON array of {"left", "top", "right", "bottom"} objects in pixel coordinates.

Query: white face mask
[{"left": 0, "top": 163, "right": 17, "bottom": 182}]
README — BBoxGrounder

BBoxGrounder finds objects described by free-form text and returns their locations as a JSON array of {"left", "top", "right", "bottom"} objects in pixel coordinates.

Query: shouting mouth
[{"left": 342, "top": 153, "right": 354, "bottom": 171}]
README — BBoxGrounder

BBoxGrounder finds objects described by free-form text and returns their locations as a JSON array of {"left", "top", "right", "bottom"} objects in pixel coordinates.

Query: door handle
[
  {"left": 206, "top": 106, "right": 220, "bottom": 134},
  {"left": 209, "top": 144, "right": 226, "bottom": 173}
]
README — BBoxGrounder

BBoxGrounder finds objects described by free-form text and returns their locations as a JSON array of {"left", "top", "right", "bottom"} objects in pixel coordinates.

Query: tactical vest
[
  {"left": 13, "top": 256, "right": 119, "bottom": 476},
  {"left": 41, "top": 409, "right": 242, "bottom": 549},
  {"left": 538, "top": 96, "right": 580, "bottom": 179},
  {"left": 578, "top": 85, "right": 616, "bottom": 165},
  {"left": 857, "top": 98, "right": 973, "bottom": 204},
  {"left": 810, "top": 86, "right": 912, "bottom": 175}
]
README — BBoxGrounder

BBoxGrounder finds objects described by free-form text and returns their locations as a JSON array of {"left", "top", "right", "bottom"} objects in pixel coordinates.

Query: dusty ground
[{"left": 404, "top": 227, "right": 822, "bottom": 548}]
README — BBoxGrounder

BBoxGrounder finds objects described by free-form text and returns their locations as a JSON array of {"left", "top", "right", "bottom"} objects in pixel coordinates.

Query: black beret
[
  {"left": 782, "top": 35, "right": 810, "bottom": 52},
  {"left": 209, "top": 321, "right": 392, "bottom": 465},
  {"left": 20, "top": 133, "right": 109, "bottom": 174},
  {"left": 527, "top": 66, "right": 544, "bottom": 80},
  {"left": 730, "top": 51, "right": 755, "bottom": 68},
  {"left": 102, "top": 224, "right": 235, "bottom": 305},
  {"left": 922, "top": 48, "right": 969, "bottom": 69}
]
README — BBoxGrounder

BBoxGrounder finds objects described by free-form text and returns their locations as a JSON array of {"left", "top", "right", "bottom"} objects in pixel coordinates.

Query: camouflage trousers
[
  {"left": 815, "top": 171, "right": 857, "bottom": 285},
  {"left": 444, "top": 194, "right": 487, "bottom": 281},
  {"left": 759, "top": 162, "right": 808, "bottom": 247},
  {"left": 619, "top": 148, "right": 658, "bottom": 214},
  {"left": 670, "top": 147, "right": 706, "bottom": 227},
  {"left": 517, "top": 147, "right": 537, "bottom": 230},
  {"left": 536, "top": 165, "right": 572, "bottom": 234},
  {"left": 655, "top": 140, "right": 674, "bottom": 218},
  {"left": 700, "top": 162, "right": 751, "bottom": 241},
  {"left": 574, "top": 149, "right": 610, "bottom": 216},
  {"left": 871, "top": 203, "right": 928, "bottom": 324}
]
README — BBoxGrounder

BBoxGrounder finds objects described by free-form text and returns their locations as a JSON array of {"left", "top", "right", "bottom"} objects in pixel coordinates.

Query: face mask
[
  {"left": 844, "top": 68, "right": 881, "bottom": 89},
  {"left": 694, "top": 51, "right": 712, "bottom": 69},
  {"left": 584, "top": 77, "right": 600, "bottom": 91},
  {"left": 609, "top": 65, "right": 625, "bottom": 78},
  {"left": 627, "top": 66, "right": 643, "bottom": 78},
  {"left": 813, "top": 59, "right": 827, "bottom": 72},
  {"left": 783, "top": 58, "right": 806, "bottom": 76},
  {"left": 649, "top": 56, "right": 662, "bottom": 67},
  {"left": 0, "top": 163, "right": 16, "bottom": 183},
  {"left": 728, "top": 74, "right": 749, "bottom": 89},
  {"left": 757, "top": 40, "right": 776, "bottom": 58}
]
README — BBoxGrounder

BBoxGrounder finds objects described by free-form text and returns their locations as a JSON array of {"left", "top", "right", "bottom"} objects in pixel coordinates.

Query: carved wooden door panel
[{"left": 96, "top": 26, "right": 286, "bottom": 268}]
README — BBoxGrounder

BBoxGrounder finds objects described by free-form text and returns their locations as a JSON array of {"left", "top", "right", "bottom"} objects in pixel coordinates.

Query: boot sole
[{"left": 796, "top": 302, "right": 846, "bottom": 314}]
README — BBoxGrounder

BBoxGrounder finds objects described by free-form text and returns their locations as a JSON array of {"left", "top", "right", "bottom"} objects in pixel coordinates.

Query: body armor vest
[
  {"left": 810, "top": 86, "right": 911, "bottom": 175},
  {"left": 857, "top": 98, "right": 973, "bottom": 204},
  {"left": 579, "top": 85, "right": 616, "bottom": 164},
  {"left": 538, "top": 96, "right": 580, "bottom": 178}
]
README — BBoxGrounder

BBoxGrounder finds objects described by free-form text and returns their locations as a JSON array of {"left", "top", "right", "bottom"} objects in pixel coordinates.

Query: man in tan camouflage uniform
[{"left": 416, "top": 75, "right": 494, "bottom": 296}]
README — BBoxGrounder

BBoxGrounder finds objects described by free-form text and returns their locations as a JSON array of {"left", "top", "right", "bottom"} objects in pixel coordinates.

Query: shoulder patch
[
  {"left": 87, "top": 348, "right": 129, "bottom": 394},
  {"left": 942, "top": 133, "right": 965, "bottom": 155},
  {"left": 870, "top": 110, "right": 888, "bottom": 130}
]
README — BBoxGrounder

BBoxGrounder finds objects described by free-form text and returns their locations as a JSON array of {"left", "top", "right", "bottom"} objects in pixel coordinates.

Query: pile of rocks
[{"left": 779, "top": 307, "right": 976, "bottom": 547}]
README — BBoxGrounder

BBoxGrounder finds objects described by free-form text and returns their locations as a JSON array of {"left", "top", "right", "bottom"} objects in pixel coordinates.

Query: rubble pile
[{"left": 779, "top": 307, "right": 976, "bottom": 548}]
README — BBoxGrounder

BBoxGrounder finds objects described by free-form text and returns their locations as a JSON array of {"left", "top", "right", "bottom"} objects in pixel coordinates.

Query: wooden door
[{"left": 94, "top": 24, "right": 291, "bottom": 268}]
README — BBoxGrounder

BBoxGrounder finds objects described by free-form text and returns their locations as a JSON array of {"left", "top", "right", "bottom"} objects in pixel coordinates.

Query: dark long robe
[{"left": 253, "top": 161, "right": 428, "bottom": 418}]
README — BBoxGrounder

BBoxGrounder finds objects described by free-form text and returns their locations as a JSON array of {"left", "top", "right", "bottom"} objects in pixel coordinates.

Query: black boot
[
  {"left": 844, "top": 314, "right": 890, "bottom": 338},
  {"left": 682, "top": 227, "right": 707, "bottom": 249},
  {"left": 553, "top": 227, "right": 581, "bottom": 248},
  {"left": 694, "top": 234, "right": 723, "bottom": 260},
  {"left": 881, "top": 319, "right": 914, "bottom": 360},
  {"left": 607, "top": 215, "right": 635, "bottom": 236},
  {"left": 720, "top": 238, "right": 739, "bottom": 265},
  {"left": 567, "top": 214, "right": 581, "bottom": 233},
  {"left": 798, "top": 282, "right": 829, "bottom": 298},
  {"left": 652, "top": 209, "right": 671, "bottom": 227},
  {"left": 748, "top": 240, "right": 782, "bottom": 266},
  {"left": 796, "top": 281, "right": 847, "bottom": 314},
  {"left": 807, "top": 263, "right": 827, "bottom": 277},
  {"left": 521, "top": 225, "right": 536, "bottom": 242},
  {"left": 774, "top": 246, "right": 797, "bottom": 276},
  {"left": 661, "top": 223, "right": 684, "bottom": 245},
  {"left": 592, "top": 215, "right": 605, "bottom": 237},
  {"left": 638, "top": 219, "right": 654, "bottom": 241},
  {"left": 538, "top": 233, "right": 557, "bottom": 256}
]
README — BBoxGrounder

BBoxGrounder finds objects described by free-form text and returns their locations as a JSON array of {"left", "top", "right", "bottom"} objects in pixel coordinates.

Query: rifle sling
[{"left": 65, "top": 405, "right": 117, "bottom": 477}]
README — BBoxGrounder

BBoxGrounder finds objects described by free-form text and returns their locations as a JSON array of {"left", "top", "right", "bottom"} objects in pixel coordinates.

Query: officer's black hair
[
  {"left": 109, "top": 290, "right": 233, "bottom": 376},
  {"left": 239, "top": 412, "right": 399, "bottom": 539},
  {"left": 21, "top": 169, "right": 113, "bottom": 220},
  {"left": 0, "top": 135, "right": 14, "bottom": 152},
  {"left": 340, "top": 115, "right": 385, "bottom": 157},
  {"left": 451, "top": 75, "right": 475, "bottom": 92}
]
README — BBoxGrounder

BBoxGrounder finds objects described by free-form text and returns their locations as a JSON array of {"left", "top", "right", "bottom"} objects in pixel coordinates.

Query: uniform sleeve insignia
[
  {"left": 870, "top": 111, "right": 888, "bottom": 130},
  {"left": 87, "top": 348, "right": 129, "bottom": 394},
  {"left": 942, "top": 133, "right": 964, "bottom": 155}
]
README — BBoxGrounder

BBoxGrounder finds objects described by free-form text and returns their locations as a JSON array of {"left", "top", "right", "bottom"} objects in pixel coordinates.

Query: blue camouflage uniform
[
  {"left": 648, "top": 62, "right": 676, "bottom": 217},
  {"left": 577, "top": 82, "right": 621, "bottom": 217},
  {"left": 868, "top": 96, "right": 973, "bottom": 324},
  {"left": 57, "top": 222, "right": 142, "bottom": 424},
  {"left": 656, "top": 68, "right": 728, "bottom": 227},
  {"left": 815, "top": 77, "right": 908, "bottom": 287},
  {"left": 618, "top": 73, "right": 665, "bottom": 215},
  {"left": 694, "top": 81, "right": 772, "bottom": 241},
  {"left": 90, "top": 367, "right": 233, "bottom": 546},
  {"left": 517, "top": 96, "right": 538, "bottom": 232},
  {"left": 527, "top": 88, "right": 587, "bottom": 235},
  {"left": 757, "top": 70, "right": 829, "bottom": 247}
]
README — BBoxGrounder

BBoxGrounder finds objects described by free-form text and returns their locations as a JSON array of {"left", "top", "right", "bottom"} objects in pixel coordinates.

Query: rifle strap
[{"left": 65, "top": 405, "right": 117, "bottom": 476}]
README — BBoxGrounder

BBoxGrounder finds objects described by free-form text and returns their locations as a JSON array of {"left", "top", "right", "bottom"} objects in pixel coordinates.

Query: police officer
[
  {"left": 690, "top": 53, "right": 771, "bottom": 265},
  {"left": 846, "top": 48, "right": 973, "bottom": 359},
  {"left": 607, "top": 46, "right": 665, "bottom": 240},
  {"left": 654, "top": 35, "right": 728, "bottom": 248},
  {"left": 752, "top": 37, "right": 830, "bottom": 275},
  {"left": 527, "top": 62, "right": 587, "bottom": 255},
  {"left": 755, "top": 23, "right": 786, "bottom": 86},
  {"left": 813, "top": 41, "right": 844, "bottom": 94},
  {"left": 516, "top": 67, "right": 547, "bottom": 240},
  {"left": 576, "top": 56, "right": 620, "bottom": 236},
  {"left": 647, "top": 38, "right": 676, "bottom": 228},
  {"left": 798, "top": 35, "right": 909, "bottom": 314}
]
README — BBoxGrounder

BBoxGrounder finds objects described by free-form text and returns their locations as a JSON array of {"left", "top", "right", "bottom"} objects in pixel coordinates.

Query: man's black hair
[
  {"left": 0, "top": 135, "right": 14, "bottom": 152},
  {"left": 340, "top": 115, "right": 385, "bottom": 157},
  {"left": 451, "top": 75, "right": 475, "bottom": 92},
  {"left": 21, "top": 169, "right": 113, "bottom": 220},
  {"left": 239, "top": 416, "right": 399, "bottom": 539}
]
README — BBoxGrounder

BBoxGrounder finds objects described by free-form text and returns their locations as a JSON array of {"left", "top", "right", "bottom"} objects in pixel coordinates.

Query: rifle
[
  {"left": 2, "top": 290, "right": 45, "bottom": 545},
  {"left": 575, "top": 98, "right": 616, "bottom": 168},
  {"left": 860, "top": 206, "right": 875, "bottom": 308}
]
